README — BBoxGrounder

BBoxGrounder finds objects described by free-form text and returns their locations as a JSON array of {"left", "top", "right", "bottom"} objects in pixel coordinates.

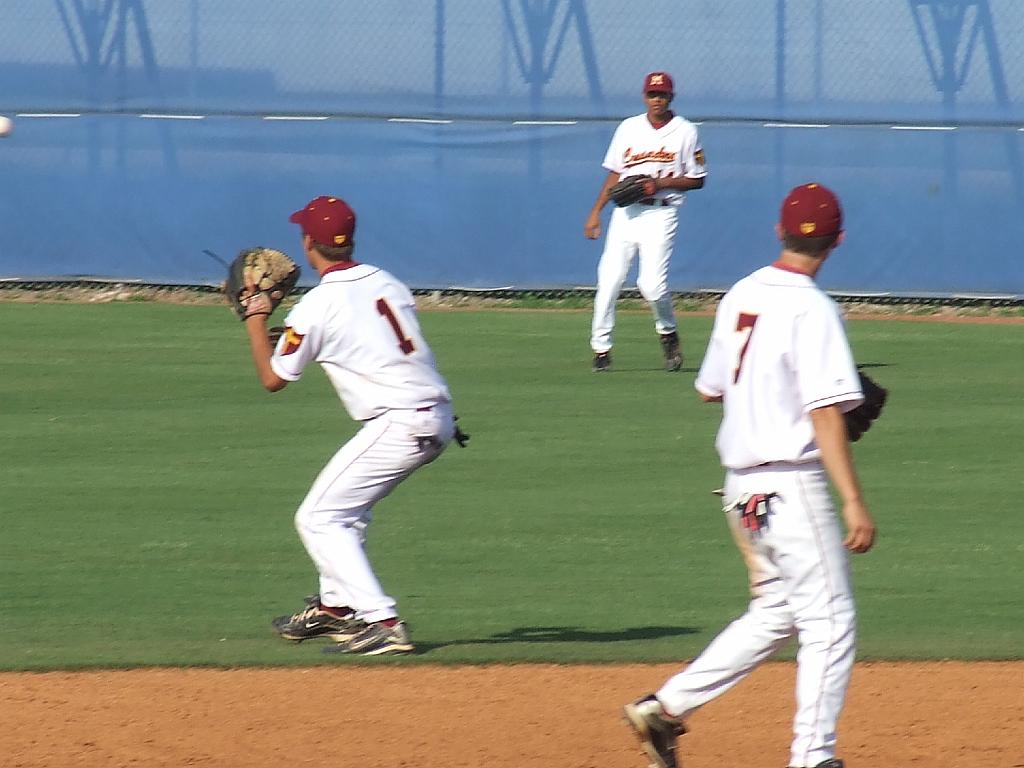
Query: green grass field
[{"left": 1, "top": 303, "right": 1021, "bottom": 670}]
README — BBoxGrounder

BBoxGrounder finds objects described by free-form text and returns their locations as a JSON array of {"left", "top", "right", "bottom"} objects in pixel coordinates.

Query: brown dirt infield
[{"left": 2, "top": 662, "right": 1021, "bottom": 767}]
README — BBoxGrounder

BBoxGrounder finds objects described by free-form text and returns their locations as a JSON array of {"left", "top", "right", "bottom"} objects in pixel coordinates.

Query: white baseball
[{"left": 0, "top": 116, "right": 13, "bottom": 138}]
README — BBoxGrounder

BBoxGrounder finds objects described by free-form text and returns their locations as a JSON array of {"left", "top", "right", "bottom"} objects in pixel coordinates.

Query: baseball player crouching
[
  {"left": 242, "top": 195, "right": 466, "bottom": 656},
  {"left": 584, "top": 71, "right": 707, "bottom": 372},
  {"left": 623, "top": 184, "right": 876, "bottom": 768}
]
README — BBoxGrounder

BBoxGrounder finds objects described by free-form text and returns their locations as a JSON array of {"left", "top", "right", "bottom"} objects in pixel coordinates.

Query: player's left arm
[
  {"left": 810, "top": 404, "right": 876, "bottom": 553},
  {"left": 244, "top": 315, "right": 288, "bottom": 392}
]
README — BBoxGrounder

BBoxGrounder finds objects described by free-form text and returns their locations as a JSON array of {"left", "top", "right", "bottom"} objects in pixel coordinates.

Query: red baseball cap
[
  {"left": 643, "top": 72, "right": 674, "bottom": 94},
  {"left": 780, "top": 183, "right": 843, "bottom": 238},
  {"left": 289, "top": 195, "right": 356, "bottom": 247}
]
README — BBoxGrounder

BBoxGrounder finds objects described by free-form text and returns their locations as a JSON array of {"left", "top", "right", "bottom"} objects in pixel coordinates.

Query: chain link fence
[
  {"left": 1, "top": 1, "right": 1021, "bottom": 123},
  {"left": 2, "top": 279, "right": 1019, "bottom": 313},
  {"left": 1, "top": 2, "right": 1022, "bottom": 296}
]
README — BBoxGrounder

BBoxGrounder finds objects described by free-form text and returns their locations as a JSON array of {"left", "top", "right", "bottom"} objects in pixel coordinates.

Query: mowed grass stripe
[{"left": 0, "top": 303, "right": 1020, "bottom": 668}]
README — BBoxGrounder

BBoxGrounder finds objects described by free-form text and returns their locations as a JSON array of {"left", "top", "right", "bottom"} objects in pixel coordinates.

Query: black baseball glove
[
  {"left": 844, "top": 371, "right": 888, "bottom": 442},
  {"left": 224, "top": 247, "right": 300, "bottom": 321},
  {"left": 607, "top": 175, "right": 653, "bottom": 207},
  {"left": 453, "top": 416, "right": 470, "bottom": 448}
]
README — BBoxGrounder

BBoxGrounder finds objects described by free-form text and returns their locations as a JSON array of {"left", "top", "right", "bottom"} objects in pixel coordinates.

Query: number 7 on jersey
[{"left": 733, "top": 312, "right": 759, "bottom": 383}]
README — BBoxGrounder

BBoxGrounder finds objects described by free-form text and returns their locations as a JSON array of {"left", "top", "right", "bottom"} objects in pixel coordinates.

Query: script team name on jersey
[{"left": 622, "top": 146, "right": 677, "bottom": 168}]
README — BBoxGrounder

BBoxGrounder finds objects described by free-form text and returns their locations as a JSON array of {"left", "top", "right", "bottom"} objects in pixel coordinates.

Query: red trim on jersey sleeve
[
  {"left": 320, "top": 261, "right": 361, "bottom": 276},
  {"left": 695, "top": 381, "right": 722, "bottom": 399}
]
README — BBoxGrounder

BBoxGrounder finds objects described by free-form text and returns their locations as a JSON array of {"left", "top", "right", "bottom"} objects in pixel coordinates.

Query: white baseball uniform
[
  {"left": 655, "top": 262, "right": 865, "bottom": 767},
  {"left": 591, "top": 113, "right": 706, "bottom": 353},
  {"left": 271, "top": 261, "right": 456, "bottom": 624}
]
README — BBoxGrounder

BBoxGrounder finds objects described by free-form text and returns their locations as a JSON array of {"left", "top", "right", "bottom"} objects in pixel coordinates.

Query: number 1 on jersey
[
  {"left": 733, "top": 312, "right": 759, "bottom": 383},
  {"left": 376, "top": 298, "right": 415, "bottom": 354}
]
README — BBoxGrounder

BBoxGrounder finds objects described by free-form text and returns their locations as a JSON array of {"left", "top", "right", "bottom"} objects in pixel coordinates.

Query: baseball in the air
[{"left": 0, "top": 116, "right": 13, "bottom": 138}]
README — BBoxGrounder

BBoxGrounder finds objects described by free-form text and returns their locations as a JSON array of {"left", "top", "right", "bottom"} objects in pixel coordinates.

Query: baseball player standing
[
  {"left": 241, "top": 195, "right": 466, "bottom": 656},
  {"left": 624, "top": 184, "right": 876, "bottom": 768},
  {"left": 584, "top": 71, "right": 707, "bottom": 372}
]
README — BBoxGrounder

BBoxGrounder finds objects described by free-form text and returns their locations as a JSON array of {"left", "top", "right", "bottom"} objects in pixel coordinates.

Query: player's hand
[
  {"left": 584, "top": 212, "right": 602, "bottom": 240},
  {"left": 239, "top": 269, "right": 274, "bottom": 319},
  {"left": 841, "top": 498, "right": 876, "bottom": 553},
  {"left": 241, "top": 292, "right": 273, "bottom": 320},
  {"left": 641, "top": 178, "right": 658, "bottom": 197}
]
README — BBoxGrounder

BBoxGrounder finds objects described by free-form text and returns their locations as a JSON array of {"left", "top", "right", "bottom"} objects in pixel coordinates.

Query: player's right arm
[
  {"left": 586, "top": 123, "right": 628, "bottom": 239},
  {"left": 264, "top": 296, "right": 322, "bottom": 392},
  {"left": 695, "top": 297, "right": 730, "bottom": 402},
  {"left": 810, "top": 403, "right": 876, "bottom": 553},
  {"left": 244, "top": 314, "right": 288, "bottom": 392},
  {"left": 584, "top": 170, "right": 622, "bottom": 239}
]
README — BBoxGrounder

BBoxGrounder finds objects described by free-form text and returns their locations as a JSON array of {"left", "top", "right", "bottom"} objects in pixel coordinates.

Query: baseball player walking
[
  {"left": 624, "top": 184, "right": 876, "bottom": 768},
  {"left": 241, "top": 195, "right": 465, "bottom": 656},
  {"left": 584, "top": 71, "right": 707, "bottom": 372}
]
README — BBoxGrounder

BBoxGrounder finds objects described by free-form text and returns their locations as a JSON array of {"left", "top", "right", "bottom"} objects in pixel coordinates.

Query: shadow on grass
[
  {"left": 594, "top": 366, "right": 700, "bottom": 374},
  {"left": 414, "top": 624, "right": 699, "bottom": 653}
]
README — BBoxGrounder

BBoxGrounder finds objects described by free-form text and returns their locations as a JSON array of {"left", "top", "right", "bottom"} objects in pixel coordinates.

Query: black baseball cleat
[
  {"left": 790, "top": 761, "right": 844, "bottom": 768},
  {"left": 659, "top": 331, "right": 683, "bottom": 372},
  {"left": 271, "top": 593, "right": 319, "bottom": 631},
  {"left": 323, "top": 619, "right": 415, "bottom": 656},
  {"left": 592, "top": 351, "right": 612, "bottom": 372},
  {"left": 623, "top": 694, "right": 686, "bottom": 768},
  {"left": 271, "top": 593, "right": 321, "bottom": 629},
  {"left": 272, "top": 600, "right": 367, "bottom": 643}
]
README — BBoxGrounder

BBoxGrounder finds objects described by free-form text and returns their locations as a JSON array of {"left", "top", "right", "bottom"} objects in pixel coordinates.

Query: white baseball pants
[
  {"left": 590, "top": 203, "right": 680, "bottom": 353},
  {"left": 655, "top": 462, "right": 856, "bottom": 768},
  {"left": 293, "top": 403, "right": 454, "bottom": 624}
]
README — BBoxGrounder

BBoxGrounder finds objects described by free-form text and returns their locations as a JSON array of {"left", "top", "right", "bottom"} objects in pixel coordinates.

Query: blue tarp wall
[{"left": 0, "top": 1, "right": 1021, "bottom": 295}]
